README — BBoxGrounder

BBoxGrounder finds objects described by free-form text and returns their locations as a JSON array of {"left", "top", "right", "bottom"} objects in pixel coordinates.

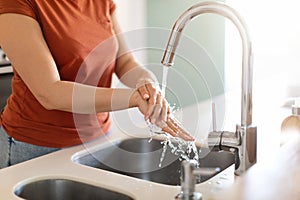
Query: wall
[
  {"left": 114, "top": 0, "right": 226, "bottom": 109},
  {"left": 225, "top": 0, "right": 300, "bottom": 101},
  {"left": 146, "top": 0, "right": 225, "bottom": 108}
]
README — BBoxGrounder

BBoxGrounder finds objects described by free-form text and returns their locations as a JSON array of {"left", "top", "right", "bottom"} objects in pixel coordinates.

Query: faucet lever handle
[{"left": 212, "top": 101, "right": 217, "bottom": 132}]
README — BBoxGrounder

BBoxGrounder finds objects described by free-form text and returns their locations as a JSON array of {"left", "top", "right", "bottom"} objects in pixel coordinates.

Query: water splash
[
  {"left": 146, "top": 121, "right": 200, "bottom": 168},
  {"left": 158, "top": 139, "right": 169, "bottom": 168},
  {"left": 157, "top": 136, "right": 200, "bottom": 168}
]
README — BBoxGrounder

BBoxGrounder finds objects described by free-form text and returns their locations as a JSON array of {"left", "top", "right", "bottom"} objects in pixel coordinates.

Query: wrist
[{"left": 128, "top": 89, "right": 140, "bottom": 108}]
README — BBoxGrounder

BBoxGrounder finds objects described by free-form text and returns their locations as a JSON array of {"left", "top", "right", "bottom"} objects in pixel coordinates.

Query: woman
[{"left": 0, "top": 0, "right": 193, "bottom": 168}]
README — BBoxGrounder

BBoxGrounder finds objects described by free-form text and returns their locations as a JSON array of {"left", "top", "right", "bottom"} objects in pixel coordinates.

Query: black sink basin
[
  {"left": 73, "top": 138, "right": 236, "bottom": 186},
  {"left": 14, "top": 179, "right": 134, "bottom": 200}
]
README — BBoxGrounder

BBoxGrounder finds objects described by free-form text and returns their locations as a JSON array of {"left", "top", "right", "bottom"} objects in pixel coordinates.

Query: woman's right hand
[{"left": 162, "top": 117, "right": 195, "bottom": 141}]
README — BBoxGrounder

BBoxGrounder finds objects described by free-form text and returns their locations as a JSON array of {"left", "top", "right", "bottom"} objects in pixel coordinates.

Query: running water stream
[
  {"left": 148, "top": 65, "right": 200, "bottom": 168},
  {"left": 161, "top": 66, "right": 169, "bottom": 97}
]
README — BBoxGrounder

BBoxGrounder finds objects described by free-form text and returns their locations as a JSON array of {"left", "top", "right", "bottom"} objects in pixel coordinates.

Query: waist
[{"left": 1, "top": 105, "right": 111, "bottom": 148}]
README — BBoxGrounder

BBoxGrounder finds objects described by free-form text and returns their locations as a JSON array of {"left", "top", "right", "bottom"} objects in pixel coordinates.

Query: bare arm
[{"left": 0, "top": 13, "right": 140, "bottom": 114}]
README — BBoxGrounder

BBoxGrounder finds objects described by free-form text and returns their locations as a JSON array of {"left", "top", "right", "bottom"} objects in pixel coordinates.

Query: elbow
[
  {"left": 34, "top": 88, "right": 66, "bottom": 111},
  {"left": 35, "top": 94, "right": 58, "bottom": 111},
  {"left": 32, "top": 81, "right": 70, "bottom": 111},
  {"left": 36, "top": 93, "right": 72, "bottom": 112}
]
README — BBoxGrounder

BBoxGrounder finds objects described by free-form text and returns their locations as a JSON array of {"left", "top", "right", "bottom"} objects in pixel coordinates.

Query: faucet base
[
  {"left": 234, "top": 125, "right": 257, "bottom": 175},
  {"left": 175, "top": 192, "right": 203, "bottom": 200}
]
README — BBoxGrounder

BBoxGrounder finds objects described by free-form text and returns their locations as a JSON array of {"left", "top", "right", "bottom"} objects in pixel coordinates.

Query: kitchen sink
[
  {"left": 73, "top": 138, "right": 236, "bottom": 186},
  {"left": 14, "top": 179, "right": 134, "bottom": 200}
]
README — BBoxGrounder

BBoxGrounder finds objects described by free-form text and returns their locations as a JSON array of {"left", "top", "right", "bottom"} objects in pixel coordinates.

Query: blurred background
[
  {"left": 112, "top": 1, "right": 300, "bottom": 158},
  {"left": 114, "top": 0, "right": 300, "bottom": 106}
]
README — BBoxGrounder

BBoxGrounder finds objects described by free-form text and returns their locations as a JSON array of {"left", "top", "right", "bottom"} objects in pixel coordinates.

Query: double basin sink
[{"left": 14, "top": 138, "right": 236, "bottom": 200}]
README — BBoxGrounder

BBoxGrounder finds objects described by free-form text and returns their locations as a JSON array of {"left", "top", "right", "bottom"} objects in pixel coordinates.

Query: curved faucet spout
[
  {"left": 161, "top": 1, "right": 253, "bottom": 128},
  {"left": 161, "top": 1, "right": 256, "bottom": 175}
]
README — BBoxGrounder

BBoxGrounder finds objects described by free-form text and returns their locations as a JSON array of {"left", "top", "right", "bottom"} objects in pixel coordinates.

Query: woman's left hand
[{"left": 136, "top": 78, "right": 169, "bottom": 124}]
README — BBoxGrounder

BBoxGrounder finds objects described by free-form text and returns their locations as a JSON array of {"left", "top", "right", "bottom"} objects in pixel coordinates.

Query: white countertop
[
  {"left": 0, "top": 85, "right": 291, "bottom": 199},
  {"left": 0, "top": 122, "right": 236, "bottom": 200}
]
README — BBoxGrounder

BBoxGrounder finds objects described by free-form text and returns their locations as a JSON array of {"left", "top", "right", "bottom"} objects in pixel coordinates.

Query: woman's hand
[
  {"left": 162, "top": 117, "right": 195, "bottom": 141},
  {"left": 136, "top": 78, "right": 168, "bottom": 124},
  {"left": 133, "top": 80, "right": 194, "bottom": 141}
]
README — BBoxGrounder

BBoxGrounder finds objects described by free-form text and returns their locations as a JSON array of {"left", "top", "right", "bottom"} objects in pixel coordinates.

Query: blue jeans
[{"left": 0, "top": 127, "right": 60, "bottom": 169}]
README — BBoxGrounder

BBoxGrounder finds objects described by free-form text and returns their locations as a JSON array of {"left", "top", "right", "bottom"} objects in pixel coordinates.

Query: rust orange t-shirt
[{"left": 0, "top": 0, "right": 118, "bottom": 147}]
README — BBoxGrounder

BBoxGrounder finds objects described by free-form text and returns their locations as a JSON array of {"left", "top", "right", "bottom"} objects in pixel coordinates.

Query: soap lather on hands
[{"left": 136, "top": 79, "right": 195, "bottom": 141}]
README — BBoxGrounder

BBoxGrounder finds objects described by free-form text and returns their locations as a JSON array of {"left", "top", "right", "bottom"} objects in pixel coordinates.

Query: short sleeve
[{"left": 0, "top": 0, "right": 37, "bottom": 20}]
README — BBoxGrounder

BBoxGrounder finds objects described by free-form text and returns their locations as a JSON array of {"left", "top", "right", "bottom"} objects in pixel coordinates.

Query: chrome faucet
[{"left": 161, "top": 1, "right": 257, "bottom": 176}]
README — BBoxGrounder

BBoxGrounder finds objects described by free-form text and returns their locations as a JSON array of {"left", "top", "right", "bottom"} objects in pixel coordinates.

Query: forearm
[{"left": 44, "top": 80, "right": 138, "bottom": 114}]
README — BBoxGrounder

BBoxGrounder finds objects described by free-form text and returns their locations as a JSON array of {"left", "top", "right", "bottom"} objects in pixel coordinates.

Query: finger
[
  {"left": 155, "top": 120, "right": 167, "bottom": 129},
  {"left": 160, "top": 99, "right": 168, "bottom": 122},
  {"left": 143, "top": 93, "right": 156, "bottom": 120},
  {"left": 145, "top": 82, "right": 157, "bottom": 92},
  {"left": 145, "top": 89, "right": 158, "bottom": 120},
  {"left": 149, "top": 93, "right": 163, "bottom": 124},
  {"left": 144, "top": 82, "right": 162, "bottom": 121},
  {"left": 178, "top": 131, "right": 195, "bottom": 141},
  {"left": 162, "top": 126, "right": 178, "bottom": 138},
  {"left": 167, "top": 118, "right": 195, "bottom": 141},
  {"left": 137, "top": 84, "right": 150, "bottom": 100},
  {"left": 167, "top": 106, "right": 171, "bottom": 115},
  {"left": 166, "top": 117, "right": 179, "bottom": 130}
]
